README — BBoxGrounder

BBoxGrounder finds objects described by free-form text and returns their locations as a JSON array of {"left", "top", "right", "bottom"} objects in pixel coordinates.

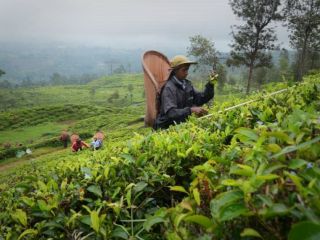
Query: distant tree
[
  {"left": 216, "top": 64, "right": 227, "bottom": 91},
  {"left": 0, "top": 69, "right": 10, "bottom": 88},
  {"left": 254, "top": 67, "right": 268, "bottom": 89},
  {"left": 227, "top": 0, "right": 282, "bottom": 94},
  {"left": 127, "top": 63, "right": 132, "bottom": 73},
  {"left": 187, "top": 35, "right": 219, "bottom": 71},
  {"left": 187, "top": 35, "right": 227, "bottom": 89},
  {"left": 0, "top": 80, "right": 11, "bottom": 88},
  {"left": 284, "top": 0, "right": 320, "bottom": 80},
  {"left": 0, "top": 69, "right": 5, "bottom": 78},
  {"left": 50, "top": 73, "right": 65, "bottom": 85},
  {"left": 228, "top": 75, "right": 237, "bottom": 85},
  {"left": 113, "top": 64, "right": 126, "bottom": 74},
  {"left": 21, "top": 77, "right": 34, "bottom": 87},
  {"left": 309, "top": 50, "right": 320, "bottom": 70},
  {"left": 278, "top": 48, "right": 291, "bottom": 81}
]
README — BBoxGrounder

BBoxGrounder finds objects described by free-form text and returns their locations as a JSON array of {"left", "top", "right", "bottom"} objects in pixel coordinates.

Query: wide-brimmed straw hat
[{"left": 170, "top": 55, "right": 197, "bottom": 69}]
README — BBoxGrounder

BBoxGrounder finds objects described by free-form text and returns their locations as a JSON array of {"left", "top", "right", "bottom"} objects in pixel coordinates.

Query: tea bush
[{"left": 0, "top": 74, "right": 319, "bottom": 239}]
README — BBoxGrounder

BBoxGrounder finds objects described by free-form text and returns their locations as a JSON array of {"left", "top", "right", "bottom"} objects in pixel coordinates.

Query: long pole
[{"left": 199, "top": 88, "right": 289, "bottom": 119}]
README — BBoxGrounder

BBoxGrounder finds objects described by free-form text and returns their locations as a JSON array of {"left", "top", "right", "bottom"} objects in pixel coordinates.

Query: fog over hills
[{"left": 0, "top": 41, "right": 189, "bottom": 83}]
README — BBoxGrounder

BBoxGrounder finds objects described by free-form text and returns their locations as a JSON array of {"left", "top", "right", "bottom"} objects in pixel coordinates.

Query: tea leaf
[
  {"left": 133, "top": 181, "right": 148, "bottom": 193},
  {"left": 18, "top": 229, "right": 38, "bottom": 240},
  {"left": 11, "top": 209, "right": 27, "bottom": 227},
  {"left": 193, "top": 188, "right": 201, "bottom": 206},
  {"left": 143, "top": 216, "right": 165, "bottom": 232},
  {"left": 288, "top": 159, "right": 308, "bottom": 169},
  {"left": 235, "top": 128, "right": 259, "bottom": 141},
  {"left": 87, "top": 185, "right": 102, "bottom": 198},
  {"left": 288, "top": 221, "right": 320, "bottom": 240},
  {"left": 184, "top": 215, "right": 213, "bottom": 229},
  {"left": 169, "top": 186, "right": 189, "bottom": 195},
  {"left": 240, "top": 228, "right": 262, "bottom": 238},
  {"left": 90, "top": 210, "right": 100, "bottom": 232}
]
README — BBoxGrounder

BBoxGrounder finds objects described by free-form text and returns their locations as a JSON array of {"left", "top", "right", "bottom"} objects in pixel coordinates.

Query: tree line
[
  {"left": 0, "top": 72, "right": 101, "bottom": 88},
  {"left": 188, "top": 0, "right": 320, "bottom": 94}
]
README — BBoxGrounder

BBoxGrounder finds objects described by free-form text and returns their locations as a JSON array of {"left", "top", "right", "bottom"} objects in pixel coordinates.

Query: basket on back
[{"left": 142, "top": 50, "right": 171, "bottom": 127}]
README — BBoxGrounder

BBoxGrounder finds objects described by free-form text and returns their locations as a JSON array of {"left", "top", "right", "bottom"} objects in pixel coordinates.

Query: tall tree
[
  {"left": 0, "top": 69, "right": 5, "bottom": 78},
  {"left": 187, "top": 35, "right": 219, "bottom": 71},
  {"left": 227, "top": 0, "right": 282, "bottom": 94},
  {"left": 278, "top": 48, "right": 291, "bottom": 81},
  {"left": 284, "top": 0, "right": 320, "bottom": 80},
  {"left": 187, "top": 35, "right": 226, "bottom": 89}
]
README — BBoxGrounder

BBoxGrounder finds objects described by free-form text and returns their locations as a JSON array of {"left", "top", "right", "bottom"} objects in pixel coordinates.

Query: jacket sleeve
[
  {"left": 193, "top": 82, "right": 214, "bottom": 106},
  {"left": 162, "top": 86, "right": 191, "bottom": 122}
]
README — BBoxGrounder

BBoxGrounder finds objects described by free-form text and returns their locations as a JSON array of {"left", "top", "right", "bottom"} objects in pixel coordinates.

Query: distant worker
[
  {"left": 71, "top": 138, "right": 89, "bottom": 152},
  {"left": 154, "top": 55, "right": 217, "bottom": 129},
  {"left": 59, "top": 130, "right": 69, "bottom": 148},
  {"left": 90, "top": 137, "right": 103, "bottom": 150}
]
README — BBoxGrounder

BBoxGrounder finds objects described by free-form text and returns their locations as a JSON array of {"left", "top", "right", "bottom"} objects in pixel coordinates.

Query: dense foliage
[{"left": 0, "top": 73, "right": 319, "bottom": 239}]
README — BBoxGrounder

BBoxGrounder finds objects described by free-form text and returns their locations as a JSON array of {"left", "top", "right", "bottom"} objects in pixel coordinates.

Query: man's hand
[
  {"left": 208, "top": 71, "right": 219, "bottom": 85},
  {"left": 191, "top": 106, "right": 208, "bottom": 117}
]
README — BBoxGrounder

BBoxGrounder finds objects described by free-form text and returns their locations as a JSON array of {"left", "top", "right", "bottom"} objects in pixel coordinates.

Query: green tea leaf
[
  {"left": 169, "top": 186, "right": 189, "bottom": 194},
  {"left": 20, "top": 196, "right": 34, "bottom": 207},
  {"left": 174, "top": 213, "right": 190, "bottom": 228},
  {"left": 288, "top": 159, "right": 308, "bottom": 169},
  {"left": 235, "top": 128, "right": 259, "bottom": 141},
  {"left": 240, "top": 228, "right": 262, "bottom": 238},
  {"left": 37, "top": 199, "right": 50, "bottom": 212},
  {"left": 219, "top": 203, "right": 249, "bottom": 222},
  {"left": 256, "top": 174, "right": 279, "bottom": 181},
  {"left": 104, "top": 166, "right": 110, "bottom": 178},
  {"left": 87, "top": 185, "right": 102, "bottom": 198},
  {"left": 80, "top": 215, "right": 91, "bottom": 226},
  {"left": 126, "top": 188, "right": 132, "bottom": 207},
  {"left": 184, "top": 215, "right": 213, "bottom": 229},
  {"left": 272, "top": 136, "right": 320, "bottom": 159},
  {"left": 143, "top": 216, "right": 165, "bottom": 232},
  {"left": 133, "top": 181, "right": 148, "bottom": 193},
  {"left": 193, "top": 188, "right": 201, "bottom": 206},
  {"left": 288, "top": 221, "right": 320, "bottom": 240},
  {"left": 267, "top": 143, "right": 282, "bottom": 153},
  {"left": 111, "top": 226, "right": 129, "bottom": 239},
  {"left": 260, "top": 203, "right": 288, "bottom": 218},
  {"left": 11, "top": 209, "right": 27, "bottom": 227},
  {"left": 90, "top": 210, "right": 100, "bottom": 232},
  {"left": 285, "top": 172, "right": 304, "bottom": 193},
  {"left": 211, "top": 191, "right": 247, "bottom": 222},
  {"left": 221, "top": 179, "right": 242, "bottom": 186},
  {"left": 231, "top": 164, "right": 254, "bottom": 177},
  {"left": 60, "top": 178, "right": 68, "bottom": 192},
  {"left": 18, "top": 229, "right": 38, "bottom": 240}
]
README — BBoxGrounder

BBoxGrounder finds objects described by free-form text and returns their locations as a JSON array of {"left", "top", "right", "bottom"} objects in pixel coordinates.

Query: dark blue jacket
[{"left": 154, "top": 76, "right": 214, "bottom": 129}]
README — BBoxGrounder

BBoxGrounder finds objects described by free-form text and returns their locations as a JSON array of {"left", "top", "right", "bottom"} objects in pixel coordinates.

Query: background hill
[{"left": 0, "top": 42, "right": 184, "bottom": 85}]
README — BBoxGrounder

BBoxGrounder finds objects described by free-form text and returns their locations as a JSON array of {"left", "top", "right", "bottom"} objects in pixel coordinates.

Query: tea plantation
[
  {"left": 0, "top": 73, "right": 319, "bottom": 239},
  {"left": 0, "top": 73, "right": 147, "bottom": 161}
]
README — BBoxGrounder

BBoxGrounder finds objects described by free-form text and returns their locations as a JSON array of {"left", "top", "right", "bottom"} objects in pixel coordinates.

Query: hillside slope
[{"left": 0, "top": 73, "right": 319, "bottom": 239}]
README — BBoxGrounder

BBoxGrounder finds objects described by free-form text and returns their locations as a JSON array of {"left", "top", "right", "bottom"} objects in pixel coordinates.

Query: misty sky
[{"left": 0, "top": 0, "right": 289, "bottom": 51}]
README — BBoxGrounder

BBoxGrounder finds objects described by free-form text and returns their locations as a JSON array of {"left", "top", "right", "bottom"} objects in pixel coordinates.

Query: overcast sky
[{"left": 0, "top": 0, "right": 289, "bottom": 52}]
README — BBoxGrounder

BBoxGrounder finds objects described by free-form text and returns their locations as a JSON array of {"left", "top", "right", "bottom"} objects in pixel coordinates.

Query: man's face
[{"left": 175, "top": 64, "right": 190, "bottom": 80}]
